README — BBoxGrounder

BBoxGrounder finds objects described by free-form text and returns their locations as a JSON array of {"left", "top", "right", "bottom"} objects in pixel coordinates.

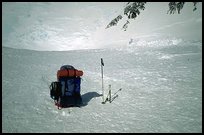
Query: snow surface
[
  {"left": 2, "top": 37, "right": 202, "bottom": 133},
  {"left": 3, "top": 2, "right": 202, "bottom": 51}
]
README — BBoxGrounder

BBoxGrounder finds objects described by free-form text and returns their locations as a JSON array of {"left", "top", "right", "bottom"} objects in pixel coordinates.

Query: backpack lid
[{"left": 60, "top": 65, "right": 75, "bottom": 70}]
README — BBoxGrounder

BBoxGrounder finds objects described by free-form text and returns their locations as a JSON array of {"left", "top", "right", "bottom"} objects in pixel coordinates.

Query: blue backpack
[{"left": 50, "top": 65, "right": 83, "bottom": 109}]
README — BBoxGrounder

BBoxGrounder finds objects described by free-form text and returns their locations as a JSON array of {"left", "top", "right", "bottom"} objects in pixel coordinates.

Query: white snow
[
  {"left": 2, "top": 37, "right": 202, "bottom": 133},
  {"left": 2, "top": 2, "right": 202, "bottom": 133}
]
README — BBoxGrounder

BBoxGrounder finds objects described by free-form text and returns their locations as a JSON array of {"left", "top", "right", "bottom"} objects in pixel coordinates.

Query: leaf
[
  {"left": 122, "top": 20, "right": 130, "bottom": 31},
  {"left": 106, "top": 15, "right": 123, "bottom": 29}
]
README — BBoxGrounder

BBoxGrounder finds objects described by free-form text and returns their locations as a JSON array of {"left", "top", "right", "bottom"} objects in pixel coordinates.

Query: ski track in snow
[{"left": 2, "top": 39, "right": 202, "bottom": 133}]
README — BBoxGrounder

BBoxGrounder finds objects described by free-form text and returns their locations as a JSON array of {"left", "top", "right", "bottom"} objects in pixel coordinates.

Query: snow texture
[{"left": 2, "top": 37, "right": 202, "bottom": 133}]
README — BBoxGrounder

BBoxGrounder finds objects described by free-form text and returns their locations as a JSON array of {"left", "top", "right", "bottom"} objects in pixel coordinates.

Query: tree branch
[{"left": 106, "top": 2, "right": 199, "bottom": 31}]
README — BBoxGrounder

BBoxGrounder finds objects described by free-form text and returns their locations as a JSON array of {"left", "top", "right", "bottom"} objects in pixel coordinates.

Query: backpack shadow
[{"left": 81, "top": 92, "right": 102, "bottom": 107}]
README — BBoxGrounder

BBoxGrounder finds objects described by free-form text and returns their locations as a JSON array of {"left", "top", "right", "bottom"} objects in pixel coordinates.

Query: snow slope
[{"left": 2, "top": 38, "right": 202, "bottom": 133}]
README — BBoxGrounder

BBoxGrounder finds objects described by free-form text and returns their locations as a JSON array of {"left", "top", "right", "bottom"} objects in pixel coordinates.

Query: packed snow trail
[{"left": 2, "top": 39, "right": 202, "bottom": 133}]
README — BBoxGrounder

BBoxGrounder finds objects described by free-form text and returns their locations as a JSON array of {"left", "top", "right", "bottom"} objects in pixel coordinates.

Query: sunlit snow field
[
  {"left": 2, "top": 2, "right": 202, "bottom": 133},
  {"left": 2, "top": 38, "right": 202, "bottom": 133}
]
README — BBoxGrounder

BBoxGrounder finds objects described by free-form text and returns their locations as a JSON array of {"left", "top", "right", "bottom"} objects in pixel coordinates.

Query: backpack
[
  {"left": 50, "top": 65, "right": 83, "bottom": 109},
  {"left": 50, "top": 81, "right": 61, "bottom": 101}
]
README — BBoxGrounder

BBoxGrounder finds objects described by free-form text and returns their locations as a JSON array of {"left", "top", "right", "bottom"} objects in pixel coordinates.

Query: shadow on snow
[{"left": 81, "top": 92, "right": 102, "bottom": 107}]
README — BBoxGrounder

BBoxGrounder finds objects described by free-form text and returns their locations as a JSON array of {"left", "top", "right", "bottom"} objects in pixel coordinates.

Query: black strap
[{"left": 65, "top": 78, "right": 68, "bottom": 92}]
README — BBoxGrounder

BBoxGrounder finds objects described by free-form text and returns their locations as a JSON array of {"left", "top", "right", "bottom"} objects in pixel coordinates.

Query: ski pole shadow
[{"left": 81, "top": 92, "right": 102, "bottom": 107}]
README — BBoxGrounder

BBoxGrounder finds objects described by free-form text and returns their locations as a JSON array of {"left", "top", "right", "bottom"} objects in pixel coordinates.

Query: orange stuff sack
[{"left": 57, "top": 69, "right": 83, "bottom": 79}]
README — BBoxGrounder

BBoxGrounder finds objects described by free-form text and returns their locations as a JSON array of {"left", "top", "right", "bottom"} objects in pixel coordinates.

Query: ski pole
[
  {"left": 101, "top": 58, "right": 105, "bottom": 104},
  {"left": 109, "top": 84, "right": 111, "bottom": 103}
]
